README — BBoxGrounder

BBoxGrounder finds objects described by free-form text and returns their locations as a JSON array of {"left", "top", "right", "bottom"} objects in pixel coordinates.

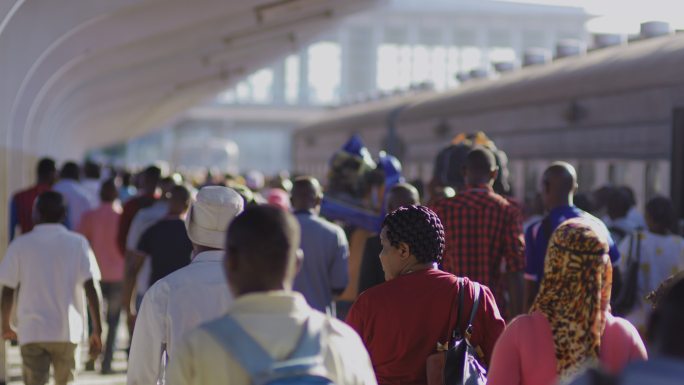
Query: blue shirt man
[
  {"left": 291, "top": 177, "right": 349, "bottom": 314},
  {"left": 524, "top": 204, "right": 620, "bottom": 283},
  {"left": 524, "top": 162, "right": 620, "bottom": 309}
]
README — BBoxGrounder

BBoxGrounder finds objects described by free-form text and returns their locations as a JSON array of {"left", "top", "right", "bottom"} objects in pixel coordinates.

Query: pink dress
[{"left": 487, "top": 311, "right": 647, "bottom": 385}]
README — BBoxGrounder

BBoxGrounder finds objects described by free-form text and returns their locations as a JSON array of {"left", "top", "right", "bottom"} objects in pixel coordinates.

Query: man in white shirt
[
  {"left": 53, "top": 161, "right": 96, "bottom": 230},
  {"left": 0, "top": 191, "right": 103, "bottom": 385},
  {"left": 81, "top": 160, "right": 103, "bottom": 207},
  {"left": 127, "top": 186, "right": 244, "bottom": 385},
  {"left": 167, "top": 205, "right": 377, "bottom": 385},
  {"left": 617, "top": 196, "right": 684, "bottom": 333},
  {"left": 603, "top": 186, "right": 645, "bottom": 245}
]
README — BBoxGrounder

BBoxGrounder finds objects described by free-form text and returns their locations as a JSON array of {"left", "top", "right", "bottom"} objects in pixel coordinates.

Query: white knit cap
[{"left": 185, "top": 186, "right": 244, "bottom": 249}]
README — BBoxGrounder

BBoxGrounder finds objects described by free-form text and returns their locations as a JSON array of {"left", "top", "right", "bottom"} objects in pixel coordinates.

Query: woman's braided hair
[{"left": 382, "top": 205, "right": 445, "bottom": 264}]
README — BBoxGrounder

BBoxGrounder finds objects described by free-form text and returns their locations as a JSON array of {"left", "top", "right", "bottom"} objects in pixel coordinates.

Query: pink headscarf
[{"left": 267, "top": 188, "right": 291, "bottom": 211}]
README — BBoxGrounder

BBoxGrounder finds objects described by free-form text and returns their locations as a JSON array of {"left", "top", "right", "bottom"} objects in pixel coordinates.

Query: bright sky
[{"left": 506, "top": 0, "right": 684, "bottom": 34}]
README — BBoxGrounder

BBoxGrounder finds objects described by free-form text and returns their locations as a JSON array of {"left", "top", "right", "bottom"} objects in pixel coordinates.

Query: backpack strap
[
  {"left": 635, "top": 231, "right": 642, "bottom": 265},
  {"left": 202, "top": 314, "right": 329, "bottom": 385},
  {"left": 268, "top": 315, "right": 329, "bottom": 380},
  {"left": 202, "top": 315, "right": 274, "bottom": 378},
  {"left": 627, "top": 232, "right": 634, "bottom": 265},
  {"left": 285, "top": 315, "right": 324, "bottom": 362},
  {"left": 625, "top": 231, "right": 642, "bottom": 268}
]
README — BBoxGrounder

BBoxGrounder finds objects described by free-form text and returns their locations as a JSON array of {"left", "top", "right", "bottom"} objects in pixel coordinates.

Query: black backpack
[
  {"left": 432, "top": 141, "right": 511, "bottom": 196},
  {"left": 612, "top": 232, "right": 642, "bottom": 316}
]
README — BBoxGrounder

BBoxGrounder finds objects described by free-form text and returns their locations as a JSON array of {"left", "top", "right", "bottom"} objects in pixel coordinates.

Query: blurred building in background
[{"left": 98, "top": 0, "right": 589, "bottom": 175}]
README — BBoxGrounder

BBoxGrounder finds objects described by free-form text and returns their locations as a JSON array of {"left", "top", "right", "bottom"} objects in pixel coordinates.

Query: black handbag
[
  {"left": 612, "top": 231, "right": 642, "bottom": 316},
  {"left": 427, "top": 279, "right": 487, "bottom": 385}
]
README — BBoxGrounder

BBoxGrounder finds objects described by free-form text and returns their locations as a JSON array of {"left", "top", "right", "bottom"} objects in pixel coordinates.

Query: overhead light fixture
[
  {"left": 174, "top": 68, "right": 243, "bottom": 92},
  {"left": 256, "top": 0, "right": 327, "bottom": 24},
  {"left": 221, "top": 10, "right": 330, "bottom": 50}
]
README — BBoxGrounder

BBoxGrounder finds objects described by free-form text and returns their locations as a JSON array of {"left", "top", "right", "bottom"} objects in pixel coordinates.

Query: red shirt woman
[{"left": 346, "top": 205, "right": 506, "bottom": 385}]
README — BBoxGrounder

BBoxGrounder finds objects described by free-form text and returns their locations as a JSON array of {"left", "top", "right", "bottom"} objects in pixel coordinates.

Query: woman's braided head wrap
[{"left": 382, "top": 205, "right": 445, "bottom": 264}]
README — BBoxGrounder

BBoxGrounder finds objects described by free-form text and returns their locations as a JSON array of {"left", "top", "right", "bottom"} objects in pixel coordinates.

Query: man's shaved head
[
  {"left": 541, "top": 162, "right": 578, "bottom": 210},
  {"left": 386, "top": 183, "right": 420, "bottom": 213},
  {"left": 291, "top": 176, "right": 323, "bottom": 211},
  {"left": 543, "top": 162, "right": 577, "bottom": 193},
  {"left": 464, "top": 147, "right": 499, "bottom": 186}
]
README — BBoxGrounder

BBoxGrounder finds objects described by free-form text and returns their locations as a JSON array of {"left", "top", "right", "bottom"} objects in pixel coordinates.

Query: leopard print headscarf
[{"left": 530, "top": 217, "right": 612, "bottom": 381}]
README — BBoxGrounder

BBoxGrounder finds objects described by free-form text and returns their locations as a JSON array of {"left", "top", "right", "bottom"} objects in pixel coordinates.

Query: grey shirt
[{"left": 293, "top": 210, "right": 349, "bottom": 313}]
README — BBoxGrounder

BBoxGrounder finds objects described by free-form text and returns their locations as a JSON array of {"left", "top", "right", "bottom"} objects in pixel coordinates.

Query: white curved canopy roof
[
  {"left": 0, "top": 0, "right": 378, "bottom": 162},
  {"left": 0, "top": 0, "right": 378, "bottom": 249}
]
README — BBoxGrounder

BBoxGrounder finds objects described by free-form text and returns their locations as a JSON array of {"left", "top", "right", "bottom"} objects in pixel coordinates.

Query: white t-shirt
[
  {"left": 618, "top": 231, "right": 684, "bottom": 331},
  {"left": 81, "top": 179, "right": 102, "bottom": 207},
  {"left": 53, "top": 179, "right": 96, "bottom": 230},
  {"left": 0, "top": 224, "right": 101, "bottom": 345}
]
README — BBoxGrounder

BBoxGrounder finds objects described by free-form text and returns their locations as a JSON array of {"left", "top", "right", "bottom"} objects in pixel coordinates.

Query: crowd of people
[{"left": 2, "top": 148, "right": 684, "bottom": 385}]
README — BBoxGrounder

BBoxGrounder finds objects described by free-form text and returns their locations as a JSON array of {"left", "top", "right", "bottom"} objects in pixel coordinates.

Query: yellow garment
[
  {"left": 530, "top": 217, "right": 612, "bottom": 380},
  {"left": 339, "top": 228, "right": 372, "bottom": 301}
]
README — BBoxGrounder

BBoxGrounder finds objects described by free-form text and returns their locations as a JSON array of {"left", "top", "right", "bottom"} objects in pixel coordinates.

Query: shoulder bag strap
[
  {"left": 465, "top": 282, "right": 482, "bottom": 340},
  {"left": 202, "top": 315, "right": 274, "bottom": 378},
  {"left": 452, "top": 278, "right": 466, "bottom": 339}
]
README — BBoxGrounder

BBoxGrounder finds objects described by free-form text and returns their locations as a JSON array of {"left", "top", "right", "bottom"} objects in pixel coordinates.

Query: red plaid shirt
[
  {"left": 9, "top": 183, "right": 52, "bottom": 240},
  {"left": 431, "top": 185, "right": 525, "bottom": 293},
  {"left": 116, "top": 194, "right": 157, "bottom": 255}
]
